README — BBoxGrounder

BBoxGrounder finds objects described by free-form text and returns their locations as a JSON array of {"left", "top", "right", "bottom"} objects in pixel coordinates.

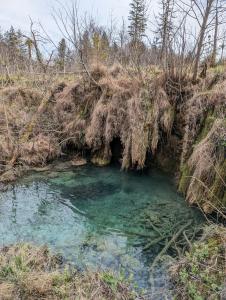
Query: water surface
[{"left": 0, "top": 165, "right": 204, "bottom": 298}]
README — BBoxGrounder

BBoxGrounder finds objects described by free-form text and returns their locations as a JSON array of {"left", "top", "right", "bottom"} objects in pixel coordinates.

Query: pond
[{"left": 0, "top": 165, "right": 204, "bottom": 299}]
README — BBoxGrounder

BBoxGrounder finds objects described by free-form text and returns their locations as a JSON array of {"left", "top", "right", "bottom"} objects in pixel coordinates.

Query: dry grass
[
  {"left": 0, "top": 243, "right": 138, "bottom": 300},
  {"left": 0, "top": 64, "right": 225, "bottom": 213},
  {"left": 186, "top": 119, "right": 225, "bottom": 212},
  {"left": 0, "top": 84, "right": 60, "bottom": 180},
  {"left": 54, "top": 64, "right": 174, "bottom": 169},
  {"left": 179, "top": 75, "right": 226, "bottom": 213}
]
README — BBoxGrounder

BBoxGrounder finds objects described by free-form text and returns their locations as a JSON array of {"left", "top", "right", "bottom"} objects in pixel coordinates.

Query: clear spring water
[{"left": 0, "top": 165, "right": 204, "bottom": 298}]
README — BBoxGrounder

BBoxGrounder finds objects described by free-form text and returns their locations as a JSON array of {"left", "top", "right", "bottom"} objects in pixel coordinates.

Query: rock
[
  {"left": 51, "top": 161, "right": 72, "bottom": 171},
  {"left": 71, "top": 157, "right": 87, "bottom": 167},
  {"left": 31, "top": 166, "right": 51, "bottom": 172},
  {"left": 91, "top": 156, "right": 111, "bottom": 167},
  {"left": 91, "top": 146, "right": 112, "bottom": 167},
  {"left": 0, "top": 169, "right": 17, "bottom": 183}
]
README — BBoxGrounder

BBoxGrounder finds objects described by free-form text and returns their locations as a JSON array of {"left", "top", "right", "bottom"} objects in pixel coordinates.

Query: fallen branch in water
[
  {"left": 150, "top": 220, "right": 193, "bottom": 270},
  {"left": 143, "top": 236, "right": 168, "bottom": 251}
]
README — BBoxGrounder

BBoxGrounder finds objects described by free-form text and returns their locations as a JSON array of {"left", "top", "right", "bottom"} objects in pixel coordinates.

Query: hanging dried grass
[
  {"left": 53, "top": 64, "right": 174, "bottom": 169},
  {"left": 185, "top": 119, "right": 226, "bottom": 212},
  {"left": 19, "top": 134, "right": 60, "bottom": 166}
]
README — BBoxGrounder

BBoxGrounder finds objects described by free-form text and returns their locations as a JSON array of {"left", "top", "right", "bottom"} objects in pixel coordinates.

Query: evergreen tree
[
  {"left": 0, "top": 27, "right": 4, "bottom": 42},
  {"left": 4, "top": 26, "right": 27, "bottom": 64},
  {"left": 156, "top": 0, "right": 175, "bottom": 60},
  {"left": 56, "top": 38, "right": 67, "bottom": 71},
  {"left": 4, "top": 26, "right": 19, "bottom": 59},
  {"left": 128, "top": 0, "right": 147, "bottom": 45}
]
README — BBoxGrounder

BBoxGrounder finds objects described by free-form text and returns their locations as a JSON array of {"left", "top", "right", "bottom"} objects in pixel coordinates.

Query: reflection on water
[{"left": 0, "top": 165, "right": 204, "bottom": 298}]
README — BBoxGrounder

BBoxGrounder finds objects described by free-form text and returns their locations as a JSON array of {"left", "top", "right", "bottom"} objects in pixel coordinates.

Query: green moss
[
  {"left": 101, "top": 272, "right": 129, "bottom": 292},
  {"left": 209, "top": 64, "right": 226, "bottom": 74},
  {"left": 211, "top": 159, "right": 226, "bottom": 199},
  {"left": 178, "top": 164, "right": 191, "bottom": 194},
  {"left": 174, "top": 226, "right": 225, "bottom": 300},
  {"left": 210, "top": 160, "right": 226, "bottom": 206},
  {"left": 196, "top": 112, "right": 215, "bottom": 144}
]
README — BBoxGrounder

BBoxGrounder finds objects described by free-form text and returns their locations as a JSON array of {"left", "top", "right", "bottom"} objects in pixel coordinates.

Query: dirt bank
[{"left": 0, "top": 65, "right": 225, "bottom": 213}]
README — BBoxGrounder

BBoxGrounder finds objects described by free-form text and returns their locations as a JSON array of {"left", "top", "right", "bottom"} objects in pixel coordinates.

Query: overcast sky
[
  {"left": 1, "top": 1, "right": 160, "bottom": 32},
  {"left": 1, "top": 0, "right": 133, "bottom": 32}
]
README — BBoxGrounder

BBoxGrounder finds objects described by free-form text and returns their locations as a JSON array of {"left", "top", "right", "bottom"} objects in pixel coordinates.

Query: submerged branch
[{"left": 150, "top": 220, "right": 193, "bottom": 270}]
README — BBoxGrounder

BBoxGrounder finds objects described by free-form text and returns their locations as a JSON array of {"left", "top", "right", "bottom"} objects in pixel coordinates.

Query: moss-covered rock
[
  {"left": 91, "top": 155, "right": 111, "bottom": 167},
  {"left": 91, "top": 146, "right": 112, "bottom": 167}
]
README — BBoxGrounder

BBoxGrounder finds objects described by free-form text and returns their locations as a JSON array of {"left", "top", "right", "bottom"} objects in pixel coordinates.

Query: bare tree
[
  {"left": 192, "top": 0, "right": 215, "bottom": 81},
  {"left": 176, "top": 0, "right": 216, "bottom": 80},
  {"left": 29, "top": 20, "right": 54, "bottom": 74},
  {"left": 210, "top": 0, "right": 220, "bottom": 66},
  {"left": 51, "top": 1, "right": 100, "bottom": 86},
  {"left": 209, "top": 0, "right": 226, "bottom": 67}
]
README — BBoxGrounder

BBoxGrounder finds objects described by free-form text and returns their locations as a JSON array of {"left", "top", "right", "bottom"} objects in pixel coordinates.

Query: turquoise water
[{"left": 0, "top": 165, "right": 203, "bottom": 298}]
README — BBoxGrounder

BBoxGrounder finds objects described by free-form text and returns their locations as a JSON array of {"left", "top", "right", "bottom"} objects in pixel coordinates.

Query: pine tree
[
  {"left": 128, "top": 0, "right": 147, "bottom": 46},
  {"left": 5, "top": 27, "right": 26, "bottom": 57},
  {"left": 157, "top": 0, "right": 175, "bottom": 60},
  {"left": 56, "top": 38, "right": 67, "bottom": 72},
  {"left": 4, "top": 26, "right": 27, "bottom": 69},
  {"left": 4, "top": 26, "right": 20, "bottom": 60},
  {"left": 0, "top": 27, "right": 4, "bottom": 42}
]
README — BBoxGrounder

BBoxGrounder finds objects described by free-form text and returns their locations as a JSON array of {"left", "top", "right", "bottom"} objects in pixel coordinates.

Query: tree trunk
[
  {"left": 210, "top": 5, "right": 219, "bottom": 67},
  {"left": 192, "top": 0, "right": 214, "bottom": 82}
]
